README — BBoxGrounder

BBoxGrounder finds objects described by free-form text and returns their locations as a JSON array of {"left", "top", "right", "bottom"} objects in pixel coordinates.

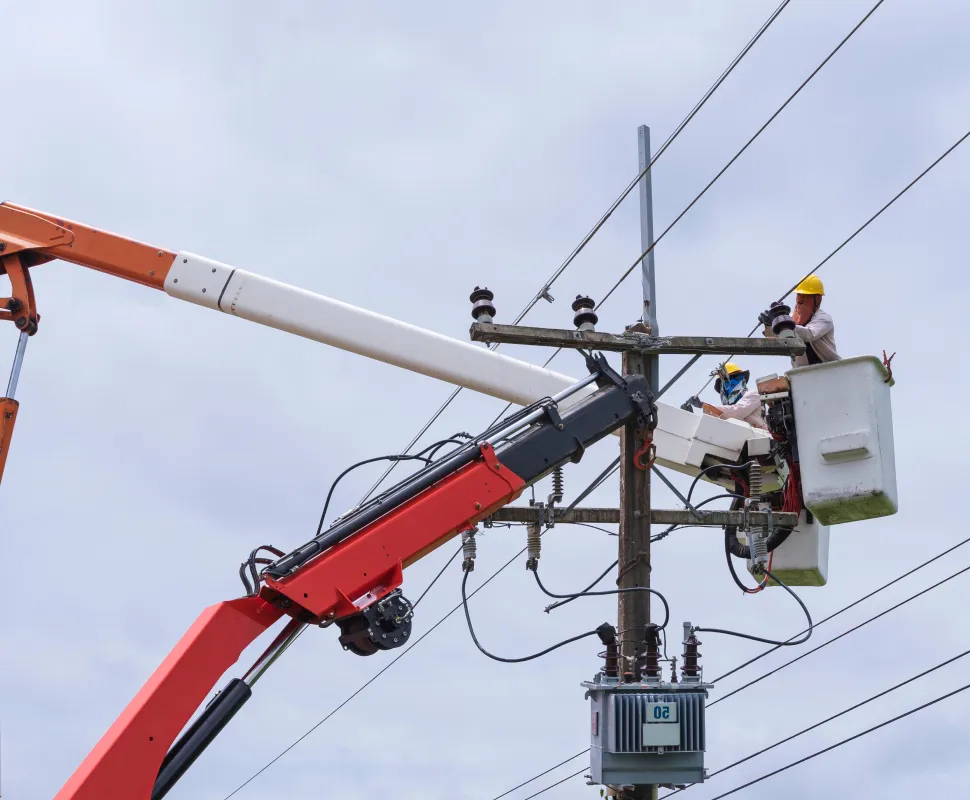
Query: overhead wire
[
  {"left": 495, "top": 535, "right": 970, "bottom": 800},
  {"left": 713, "top": 533, "right": 970, "bottom": 684},
  {"left": 662, "top": 645, "right": 970, "bottom": 796},
  {"left": 701, "top": 680, "right": 970, "bottom": 800},
  {"left": 222, "top": 541, "right": 527, "bottom": 799},
  {"left": 686, "top": 124, "right": 970, "bottom": 400},
  {"left": 356, "top": 0, "right": 793, "bottom": 505}
]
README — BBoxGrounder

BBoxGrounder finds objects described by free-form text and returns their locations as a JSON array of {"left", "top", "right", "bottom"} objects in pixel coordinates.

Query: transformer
[{"left": 583, "top": 624, "right": 712, "bottom": 788}]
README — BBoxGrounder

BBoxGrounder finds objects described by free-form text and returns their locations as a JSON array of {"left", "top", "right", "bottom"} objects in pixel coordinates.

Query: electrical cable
[
  {"left": 520, "top": 766, "right": 589, "bottom": 800},
  {"left": 685, "top": 124, "right": 970, "bottom": 401},
  {"left": 222, "top": 543, "right": 530, "bottom": 799},
  {"left": 355, "top": 0, "right": 793, "bottom": 505},
  {"left": 532, "top": 570, "right": 670, "bottom": 629},
  {"left": 708, "top": 561, "right": 970, "bottom": 707},
  {"left": 713, "top": 533, "right": 970, "bottom": 684},
  {"left": 461, "top": 570, "right": 602, "bottom": 663},
  {"left": 498, "top": 537, "right": 970, "bottom": 800},
  {"left": 662, "top": 645, "right": 970, "bottom": 797},
  {"left": 694, "top": 569, "right": 811, "bottom": 646},
  {"left": 594, "top": 0, "right": 887, "bottom": 313},
  {"left": 315, "top": 453, "right": 431, "bottom": 536},
  {"left": 412, "top": 544, "right": 463, "bottom": 610},
  {"left": 702, "top": 680, "right": 970, "bottom": 800},
  {"left": 489, "top": 749, "right": 592, "bottom": 800}
]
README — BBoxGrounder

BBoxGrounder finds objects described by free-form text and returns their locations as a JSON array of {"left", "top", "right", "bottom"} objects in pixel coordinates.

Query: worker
[
  {"left": 682, "top": 362, "right": 767, "bottom": 430},
  {"left": 763, "top": 275, "right": 840, "bottom": 368}
]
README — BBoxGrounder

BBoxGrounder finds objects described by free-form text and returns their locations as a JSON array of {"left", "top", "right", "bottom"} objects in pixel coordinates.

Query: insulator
[
  {"left": 461, "top": 528, "right": 478, "bottom": 572},
  {"left": 681, "top": 631, "right": 702, "bottom": 680},
  {"left": 596, "top": 622, "right": 619, "bottom": 679},
  {"left": 749, "top": 526, "right": 768, "bottom": 572},
  {"left": 768, "top": 301, "right": 796, "bottom": 338},
  {"left": 571, "top": 295, "right": 598, "bottom": 332},
  {"left": 525, "top": 523, "right": 541, "bottom": 571},
  {"left": 550, "top": 466, "right": 564, "bottom": 504},
  {"left": 641, "top": 624, "right": 662, "bottom": 681},
  {"left": 469, "top": 286, "right": 496, "bottom": 323}
]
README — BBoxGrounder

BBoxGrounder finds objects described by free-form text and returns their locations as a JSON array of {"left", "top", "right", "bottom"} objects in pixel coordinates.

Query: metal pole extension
[
  {"left": 617, "top": 125, "right": 659, "bottom": 800},
  {"left": 6, "top": 332, "right": 28, "bottom": 398}
]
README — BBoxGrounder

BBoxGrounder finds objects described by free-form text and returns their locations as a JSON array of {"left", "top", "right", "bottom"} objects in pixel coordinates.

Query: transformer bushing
[{"left": 583, "top": 623, "right": 711, "bottom": 788}]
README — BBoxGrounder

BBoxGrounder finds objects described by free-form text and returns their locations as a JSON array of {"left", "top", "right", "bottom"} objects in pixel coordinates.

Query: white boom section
[{"left": 165, "top": 253, "right": 769, "bottom": 475}]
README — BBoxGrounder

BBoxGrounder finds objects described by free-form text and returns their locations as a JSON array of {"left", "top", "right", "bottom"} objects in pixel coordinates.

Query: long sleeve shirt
[
  {"left": 790, "top": 309, "right": 840, "bottom": 368},
  {"left": 716, "top": 386, "right": 767, "bottom": 430}
]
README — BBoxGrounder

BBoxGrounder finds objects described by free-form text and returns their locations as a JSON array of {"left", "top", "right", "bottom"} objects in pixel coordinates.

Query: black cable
[
  {"left": 543, "top": 559, "right": 619, "bottom": 614},
  {"left": 461, "top": 570, "right": 602, "bottom": 663},
  {"left": 723, "top": 527, "right": 766, "bottom": 595},
  {"left": 686, "top": 124, "right": 970, "bottom": 401},
  {"left": 488, "top": 750, "right": 591, "bottom": 800},
  {"left": 505, "top": 538, "right": 970, "bottom": 800},
  {"left": 532, "top": 570, "right": 670, "bottom": 630},
  {"left": 663, "top": 646, "right": 970, "bottom": 797},
  {"left": 355, "top": 0, "right": 792, "bottom": 505},
  {"left": 412, "top": 544, "right": 462, "bottom": 610},
  {"left": 569, "top": 521, "right": 617, "bottom": 537},
  {"left": 714, "top": 533, "right": 970, "bottom": 684},
  {"left": 686, "top": 462, "right": 750, "bottom": 507},
  {"left": 315, "top": 453, "right": 430, "bottom": 536},
  {"left": 695, "top": 569, "right": 812, "bottom": 646},
  {"left": 651, "top": 493, "right": 744, "bottom": 543},
  {"left": 520, "top": 766, "right": 589, "bottom": 800},
  {"left": 223, "top": 544, "right": 531, "bottom": 799},
  {"left": 709, "top": 562, "right": 970, "bottom": 707},
  {"left": 703, "top": 680, "right": 970, "bottom": 800}
]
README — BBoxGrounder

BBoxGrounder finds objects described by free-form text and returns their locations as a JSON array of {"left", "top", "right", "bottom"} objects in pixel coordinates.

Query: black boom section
[{"left": 496, "top": 377, "right": 651, "bottom": 484}]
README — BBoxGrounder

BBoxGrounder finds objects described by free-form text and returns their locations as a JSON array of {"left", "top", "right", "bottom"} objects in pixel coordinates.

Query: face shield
[{"left": 714, "top": 369, "right": 748, "bottom": 406}]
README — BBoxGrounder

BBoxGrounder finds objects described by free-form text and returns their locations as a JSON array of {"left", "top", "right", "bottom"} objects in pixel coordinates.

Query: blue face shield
[{"left": 719, "top": 374, "right": 747, "bottom": 405}]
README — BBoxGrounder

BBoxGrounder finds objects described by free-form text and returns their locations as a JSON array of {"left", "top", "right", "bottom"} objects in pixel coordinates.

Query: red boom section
[
  {"left": 55, "top": 445, "right": 526, "bottom": 800},
  {"left": 55, "top": 597, "right": 282, "bottom": 800},
  {"left": 266, "top": 443, "right": 527, "bottom": 618}
]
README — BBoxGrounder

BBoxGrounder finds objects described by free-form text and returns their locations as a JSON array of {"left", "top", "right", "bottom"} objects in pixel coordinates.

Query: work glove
[
  {"left": 758, "top": 308, "right": 775, "bottom": 327},
  {"left": 680, "top": 396, "right": 702, "bottom": 412}
]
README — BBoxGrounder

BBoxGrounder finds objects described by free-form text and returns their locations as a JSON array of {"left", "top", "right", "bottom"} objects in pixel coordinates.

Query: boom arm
[
  {"left": 0, "top": 202, "right": 770, "bottom": 489},
  {"left": 54, "top": 360, "right": 657, "bottom": 799}
]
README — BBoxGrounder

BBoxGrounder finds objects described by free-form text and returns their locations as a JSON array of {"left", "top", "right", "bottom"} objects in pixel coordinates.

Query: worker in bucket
[
  {"left": 761, "top": 275, "right": 840, "bottom": 368},
  {"left": 682, "top": 362, "right": 767, "bottom": 430}
]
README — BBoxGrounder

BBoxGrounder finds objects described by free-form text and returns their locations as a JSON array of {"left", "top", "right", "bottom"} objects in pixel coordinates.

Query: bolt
[
  {"left": 403, "top": 631, "right": 408, "bottom": 637},
  {"left": 173, "top": 278, "right": 178, "bottom": 284},
  {"left": 633, "top": 510, "right": 642, "bottom": 518},
  {"left": 393, "top": 638, "right": 399, "bottom": 643},
  {"left": 202, "top": 288, "right": 206, "bottom": 293},
  {"left": 183, "top": 258, "right": 188, "bottom": 263},
  {"left": 211, "top": 267, "right": 217, "bottom": 273},
  {"left": 149, "top": 270, "right": 155, "bottom": 276},
  {"left": 382, "top": 634, "right": 387, "bottom": 639},
  {"left": 474, "top": 502, "right": 482, "bottom": 510},
  {"left": 0, "top": 243, "right": 6, "bottom": 252},
  {"left": 157, "top": 251, "right": 163, "bottom": 256}
]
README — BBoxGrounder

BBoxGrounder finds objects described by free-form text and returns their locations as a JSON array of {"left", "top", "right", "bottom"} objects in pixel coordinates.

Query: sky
[{"left": 2, "top": 0, "right": 969, "bottom": 798}]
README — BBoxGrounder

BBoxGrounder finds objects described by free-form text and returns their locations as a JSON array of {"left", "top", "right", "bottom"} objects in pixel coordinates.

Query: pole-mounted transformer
[{"left": 583, "top": 623, "right": 711, "bottom": 789}]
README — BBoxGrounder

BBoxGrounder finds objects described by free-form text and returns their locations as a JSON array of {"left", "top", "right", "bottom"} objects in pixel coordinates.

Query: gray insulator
[
  {"left": 461, "top": 528, "right": 478, "bottom": 571},
  {"left": 526, "top": 523, "right": 541, "bottom": 570},
  {"left": 550, "top": 466, "right": 564, "bottom": 504},
  {"left": 748, "top": 462, "right": 762, "bottom": 501}
]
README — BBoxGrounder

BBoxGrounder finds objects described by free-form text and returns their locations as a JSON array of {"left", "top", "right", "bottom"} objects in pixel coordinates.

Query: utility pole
[{"left": 616, "top": 125, "right": 659, "bottom": 800}]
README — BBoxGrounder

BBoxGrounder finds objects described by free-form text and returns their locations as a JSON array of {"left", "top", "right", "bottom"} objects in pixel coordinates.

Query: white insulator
[
  {"left": 461, "top": 528, "right": 478, "bottom": 571},
  {"left": 527, "top": 523, "right": 542, "bottom": 565}
]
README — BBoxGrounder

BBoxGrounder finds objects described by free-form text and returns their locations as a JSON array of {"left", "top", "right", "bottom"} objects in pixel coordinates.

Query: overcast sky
[{"left": 3, "top": 1, "right": 969, "bottom": 798}]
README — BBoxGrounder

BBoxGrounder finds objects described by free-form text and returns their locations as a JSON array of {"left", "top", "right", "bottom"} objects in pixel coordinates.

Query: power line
[
  {"left": 521, "top": 766, "right": 589, "bottom": 800},
  {"left": 222, "top": 543, "right": 527, "bottom": 798},
  {"left": 594, "top": 0, "right": 887, "bottom": 311},
  {"left": 478, "top": 0, "right": 887, "bottom": 430},
  {"left": 490, "top": 750, "right": 590, "bottom": 800},
  {"left": 357, "top": 0, "right": 792, "bottom": 504},
  {"left": 713, "top": 533, "right": 970, "bottom": 684},
  {"left": 687, "top": 124, "right": 970, "bottom": 399},
  {"left": 497, "top": 535, "right": 970, "bottom": 799},
  {"left": 663, "top": 646, "right": 970, "bottom": 796},
  {"left": 708, "top": 561, "right": 970, "bottom": 708},
  {"left": 703, "top": 680, "right": 970, "bottom": 800}
]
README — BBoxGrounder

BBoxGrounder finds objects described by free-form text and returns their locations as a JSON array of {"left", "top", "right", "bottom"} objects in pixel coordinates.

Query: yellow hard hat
[
  {"left": 795, "top": 275, "right": 824, "bottom": 296},
  {"left": 723, "top": 362, "right": 744, "bottom": 375}
]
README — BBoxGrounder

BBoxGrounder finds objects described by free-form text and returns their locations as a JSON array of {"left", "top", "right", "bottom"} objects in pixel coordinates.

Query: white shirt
[
  {"left": 791, "top": 309, "right": 840, "bottom": 368},
  {"left": 717, "top": 386, "right": 767, "bottom": 430}
]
